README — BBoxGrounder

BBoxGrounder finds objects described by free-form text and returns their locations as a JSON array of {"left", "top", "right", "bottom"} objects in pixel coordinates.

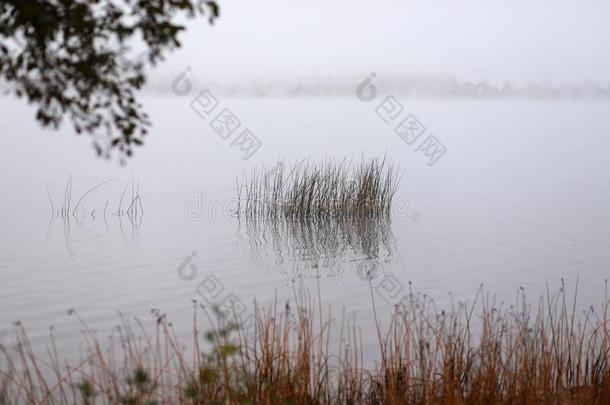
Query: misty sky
[{"left": 150, "top": 0, "right": 610, "bottom": 86}]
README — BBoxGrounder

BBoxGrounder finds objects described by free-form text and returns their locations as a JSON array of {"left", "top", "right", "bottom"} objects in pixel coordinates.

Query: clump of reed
[
  {"left": 236, "top": 157, "right": 401, "bottom": 220},
  {"left": 2, "top": 281, "right": 610, "bottom": 404}
]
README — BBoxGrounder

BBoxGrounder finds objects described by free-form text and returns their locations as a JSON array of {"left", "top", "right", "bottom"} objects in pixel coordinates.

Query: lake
[{"left": 1, "top": 95, "right": 609, "bottom": 360}]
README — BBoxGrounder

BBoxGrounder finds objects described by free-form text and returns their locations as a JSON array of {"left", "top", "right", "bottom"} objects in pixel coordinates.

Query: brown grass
[{"left": 2, "top": 280, "right": 610, "bottom": 404}]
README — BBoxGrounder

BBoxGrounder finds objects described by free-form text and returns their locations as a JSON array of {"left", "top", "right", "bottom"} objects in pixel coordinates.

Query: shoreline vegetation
[
  {"left": 141, "top": 74, "right": 610, "bottom": 100},
  {"left": 2, "top": 281, "right": 610, "bottom": 404}
]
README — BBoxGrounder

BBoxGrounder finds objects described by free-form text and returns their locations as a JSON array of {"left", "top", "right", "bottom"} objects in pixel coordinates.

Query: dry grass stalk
[{"left": 1, "top": 281, "right": 610, "bottom": 404}]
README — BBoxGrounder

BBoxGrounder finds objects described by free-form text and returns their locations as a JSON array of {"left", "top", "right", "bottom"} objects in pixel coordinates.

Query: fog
[
  {"left": 149, "top": 0, "right": 610, "bottom": 89},
  {"left": 3, "top": 2, "right": 610, "bottom": 398}
]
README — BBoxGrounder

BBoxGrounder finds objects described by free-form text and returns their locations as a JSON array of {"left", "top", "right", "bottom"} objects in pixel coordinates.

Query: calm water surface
[{"left": 1, "top": 96, "right": 609, "bottom": 359}]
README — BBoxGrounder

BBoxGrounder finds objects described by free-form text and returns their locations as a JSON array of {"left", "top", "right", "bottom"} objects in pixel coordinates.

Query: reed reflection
[{"left": 237, "top": 214, "right": 397, "bottom": 278}]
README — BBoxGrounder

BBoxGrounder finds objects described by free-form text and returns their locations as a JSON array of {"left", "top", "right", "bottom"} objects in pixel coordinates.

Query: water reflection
[{"left": 237, "top": 215, "right": 397, "bottom": 278}]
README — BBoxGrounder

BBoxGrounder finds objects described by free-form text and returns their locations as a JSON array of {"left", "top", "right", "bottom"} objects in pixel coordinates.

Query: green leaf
[{"left": 221, "top": 344, "right": 239, "bottom": 357}]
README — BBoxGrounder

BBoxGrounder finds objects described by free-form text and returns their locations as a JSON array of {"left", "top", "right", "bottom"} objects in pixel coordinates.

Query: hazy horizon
[
  {"left": 146, "top": 0, "right": 610, "bottom": 88},
  {"left": 2, "top": 2, "right": 610, "bottom": 398}
]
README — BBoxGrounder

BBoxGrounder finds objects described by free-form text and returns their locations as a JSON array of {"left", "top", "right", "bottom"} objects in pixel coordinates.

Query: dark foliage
[{"left": 0, "top": 0, "right": 219, "bottom": 160}]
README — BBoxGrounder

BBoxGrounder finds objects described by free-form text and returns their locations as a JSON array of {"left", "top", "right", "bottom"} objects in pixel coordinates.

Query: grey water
[{"left": 1, "top": 95, "right": 609, "bottom": 359}]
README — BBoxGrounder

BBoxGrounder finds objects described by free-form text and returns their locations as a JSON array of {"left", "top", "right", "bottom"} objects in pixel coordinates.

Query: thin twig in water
[
  {"left": 71, "top": 179, "right": 116, "bottom": 217},
  {"left": 44, "top": 182, "right": 54, "bottom": 217},
  {"left": 117, "top": 179, "right": 132, "bottom": 215}
]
